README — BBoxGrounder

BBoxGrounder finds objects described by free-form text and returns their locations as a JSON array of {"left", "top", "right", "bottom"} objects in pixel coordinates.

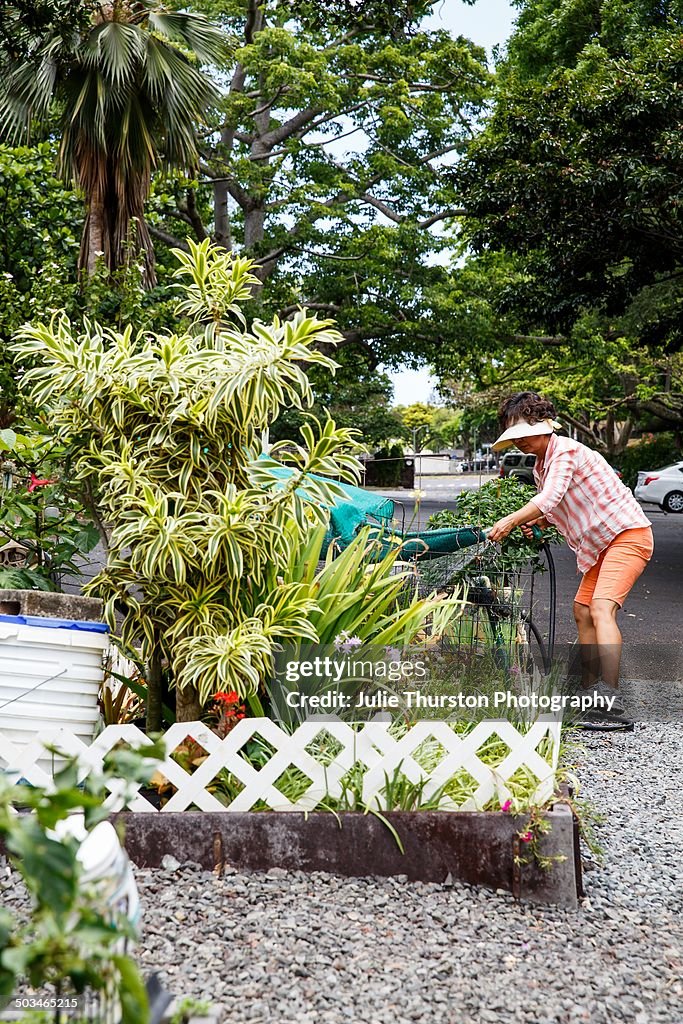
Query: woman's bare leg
[
  {"left": 588, "top": 598, "right": 622, "bottom": 687},
  {"left": 573, "top": 601, "right": 600, "bottom": 686}
]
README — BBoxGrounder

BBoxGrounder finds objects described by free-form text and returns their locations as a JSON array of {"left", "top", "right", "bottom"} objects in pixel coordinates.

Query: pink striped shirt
[{"left": 532, "top": 434, "right": 651, "bottom": 573}]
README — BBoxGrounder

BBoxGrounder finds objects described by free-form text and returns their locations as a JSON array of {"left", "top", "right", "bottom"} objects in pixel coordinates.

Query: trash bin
[{"left": 0, "top": 611, "right": 109, "bottom": 756}]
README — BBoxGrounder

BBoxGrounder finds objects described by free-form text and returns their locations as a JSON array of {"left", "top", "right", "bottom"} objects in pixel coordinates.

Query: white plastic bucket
[
  {"left": 0, "top": 614, "right": 109, "bottom": 773},
  {"left": 53, "top": 815, "right": 140, "bottom": 1024}
]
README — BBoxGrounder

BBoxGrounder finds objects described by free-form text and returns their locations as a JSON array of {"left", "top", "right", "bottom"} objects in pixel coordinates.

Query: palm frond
[
  {"left": 141, "top": 38, "right": 217, "bottom": 167},
  {"left": 82, "top": 22, "right": 146, "bottom": 89},
  {"left": 147, "top": 10, "right": 228, "bottom": 65},
  {"left": 0, "top": 34, "right": 61, "bottom": 141}
]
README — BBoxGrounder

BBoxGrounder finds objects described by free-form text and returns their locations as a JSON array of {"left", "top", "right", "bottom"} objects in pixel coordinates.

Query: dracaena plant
[
  {"left": 12, "top": 240, "right": 363, "bottom": 729},
  {"left": 178, "top": 521, "right": 465, "bottom": 705}
]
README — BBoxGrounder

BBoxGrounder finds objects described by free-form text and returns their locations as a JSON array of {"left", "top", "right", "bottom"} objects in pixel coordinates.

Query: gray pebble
[{"left": 2, "top": 719, "right": 682, "bottom": 1023}]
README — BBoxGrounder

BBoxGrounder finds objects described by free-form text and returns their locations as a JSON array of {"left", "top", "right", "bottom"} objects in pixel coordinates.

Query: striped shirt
[{"left": 532, "top": 434, "right": 651, "bottom": 573}]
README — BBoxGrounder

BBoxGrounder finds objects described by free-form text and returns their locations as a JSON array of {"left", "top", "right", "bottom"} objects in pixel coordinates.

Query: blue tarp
[
  {"left": 260, "top": 460, "right": 488, "bottom": 558},
  {"left": 260, "top": 462, "right": 395, "bottom": 547}
]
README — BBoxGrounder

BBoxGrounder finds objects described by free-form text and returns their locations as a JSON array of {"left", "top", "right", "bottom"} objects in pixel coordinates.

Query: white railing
[{"left": 0, "top": 718, "right": 562, "bottom": 812}]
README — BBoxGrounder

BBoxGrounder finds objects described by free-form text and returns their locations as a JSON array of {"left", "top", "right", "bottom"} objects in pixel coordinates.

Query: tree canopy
[
  {"left": 150, "top": 0, "right": 490, "bottom": 366},
  {"left": 459, "top": 35, "right": 683, "bottom": 348},
  {"left": 444, "top": 0, "right": 683, "bottom": 445}
]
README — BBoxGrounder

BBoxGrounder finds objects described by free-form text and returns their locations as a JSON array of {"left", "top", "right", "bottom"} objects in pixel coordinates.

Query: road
[{"left": 370, "top": 476, "right": 683, "bottom": 680}]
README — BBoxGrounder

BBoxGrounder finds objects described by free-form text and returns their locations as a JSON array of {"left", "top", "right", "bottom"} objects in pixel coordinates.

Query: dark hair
[{"left": 498, "top": 392, "right": 556, "bottom": 430}]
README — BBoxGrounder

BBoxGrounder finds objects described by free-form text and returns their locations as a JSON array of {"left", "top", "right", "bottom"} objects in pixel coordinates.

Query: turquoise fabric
[
  {"left": 261, "top": 462, "right": 394, "bottom": 546},
  {"left": 260, "top": 460, "right": 485, "bottom": 558}
]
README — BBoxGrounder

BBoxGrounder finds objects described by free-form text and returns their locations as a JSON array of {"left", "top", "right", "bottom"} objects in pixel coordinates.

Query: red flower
[
  {"left": 500, "top": 799, "right": 513, "bottom": 813},
  {"left": 520, "top": 831, "right": 534, "bottom": 843},
  {"left": 27, "top": 472, "right": 57, "bottom": 493},
  {"left": 211, "top": 690, "right": 247, "bottom": 738},
  {"left": 213, "top": 690, "right": 241, "bottom": 706}
]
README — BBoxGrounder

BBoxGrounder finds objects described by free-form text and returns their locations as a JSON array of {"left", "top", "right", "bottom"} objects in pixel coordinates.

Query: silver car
[
  {"left": 499, "top": 450, "right": 537, "bottom": 485},
  {"left": 634, "top": 461, "right": 683, "bottom": 513}
]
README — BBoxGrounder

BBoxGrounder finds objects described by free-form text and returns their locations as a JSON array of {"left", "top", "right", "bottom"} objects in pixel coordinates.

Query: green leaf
[
  {"left": 112, "top": 954, "right": 149, "bottom": 1024},
  {"left": 7, "top": 819, "right": 78, "bottom": 919}
]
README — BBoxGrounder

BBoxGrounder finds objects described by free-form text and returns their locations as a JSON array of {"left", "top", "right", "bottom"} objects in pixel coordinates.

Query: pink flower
[
  {"left": 27, "top": 472, "right": 57, "bottom": 492},
  {"left": 500, "top": 800, "right": 513, "bottom": 813},
  {"left": 520, "top": 831, "right": 534, "bottom": 843}
]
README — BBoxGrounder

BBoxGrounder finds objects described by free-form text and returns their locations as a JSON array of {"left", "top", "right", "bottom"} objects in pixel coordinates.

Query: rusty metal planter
[{"left": 115, "top": 799, "right": 582, "bottom": 908}]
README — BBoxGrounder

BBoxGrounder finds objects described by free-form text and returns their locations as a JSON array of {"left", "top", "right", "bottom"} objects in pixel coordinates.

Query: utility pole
[{"left": 412, "top": 424, "right": 429, "bottom": 493}]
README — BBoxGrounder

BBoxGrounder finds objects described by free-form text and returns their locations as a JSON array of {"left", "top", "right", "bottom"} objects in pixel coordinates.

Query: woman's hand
[
  {"left": 488, "top": 515, "right": 517, "bottom": 543},
  {"left": 520, "top": 515, "right": 548, "bottom": 539}
]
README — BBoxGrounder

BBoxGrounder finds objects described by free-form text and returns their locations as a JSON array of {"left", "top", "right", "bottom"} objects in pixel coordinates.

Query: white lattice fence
[{"left": 0, "top": 718, "right": 562, "bottom": 812}]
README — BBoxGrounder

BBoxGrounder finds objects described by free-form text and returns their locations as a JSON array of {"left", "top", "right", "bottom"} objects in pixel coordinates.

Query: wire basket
[{"left": 405, "top": 538, "right": 557, "bottom": 675}]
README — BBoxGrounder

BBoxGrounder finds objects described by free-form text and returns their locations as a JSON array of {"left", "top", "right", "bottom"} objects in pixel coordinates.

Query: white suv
[{"left": 634, "top": 461, "right": 683, "bottom": 513}]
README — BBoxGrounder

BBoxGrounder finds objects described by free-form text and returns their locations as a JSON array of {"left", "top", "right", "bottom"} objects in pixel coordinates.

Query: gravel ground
[
  {"left": 130, "top": 720, "right": 683, "bottom": 1024},
  {"left": 2, "top": 720, "right": 681, "bottom": 1024}
]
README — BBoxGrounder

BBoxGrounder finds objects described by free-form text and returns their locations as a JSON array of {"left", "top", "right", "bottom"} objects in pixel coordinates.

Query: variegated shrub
[{"left": 13, "top": 241, "right": 458, "bottom": 727}]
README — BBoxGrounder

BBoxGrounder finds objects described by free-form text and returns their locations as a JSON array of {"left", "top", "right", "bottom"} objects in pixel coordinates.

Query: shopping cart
[
  {"left": 387, "top": 526, "right": 557, "bottom": 675},
  {"left": 263, "top": 462, "right": 557, "bottom": 675}
]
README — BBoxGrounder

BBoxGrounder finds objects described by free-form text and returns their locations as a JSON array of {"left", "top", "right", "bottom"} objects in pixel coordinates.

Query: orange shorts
[{"left": 575, "top": 526, "right": 654, "bottom": 608}]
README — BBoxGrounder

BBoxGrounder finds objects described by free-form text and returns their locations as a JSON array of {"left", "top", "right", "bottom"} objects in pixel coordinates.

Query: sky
[{"left": 385, "top": 0, "right": 518, "bottom": 406}]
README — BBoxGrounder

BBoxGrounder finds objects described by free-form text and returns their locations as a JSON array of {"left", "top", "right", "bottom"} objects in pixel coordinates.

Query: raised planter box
[
  {"left": 116, "top": 803, "right": 583, "bottom": 908},
  {"left": 1, "top": 720, "right": 580, "bottom": 907}
]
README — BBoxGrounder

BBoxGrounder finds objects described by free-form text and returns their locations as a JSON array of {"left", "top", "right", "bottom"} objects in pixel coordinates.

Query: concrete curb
[{"left": 116, "top": 802, "right": 582, "bottom": 909}]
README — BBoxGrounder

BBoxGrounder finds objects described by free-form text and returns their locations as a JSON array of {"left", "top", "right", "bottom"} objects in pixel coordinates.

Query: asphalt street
[{"left": 371, "top": 475, "right": 683, "bottom": 681}]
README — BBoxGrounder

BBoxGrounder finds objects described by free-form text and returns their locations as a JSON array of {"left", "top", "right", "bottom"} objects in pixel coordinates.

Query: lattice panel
[{"left": 0, "top": 718, "right": 562, "bottom": 812}]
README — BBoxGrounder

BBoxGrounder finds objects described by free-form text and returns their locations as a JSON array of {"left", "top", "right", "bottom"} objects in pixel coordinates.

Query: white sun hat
[{"left": 491, "top": 418, "right": 561, "bottom": 452}]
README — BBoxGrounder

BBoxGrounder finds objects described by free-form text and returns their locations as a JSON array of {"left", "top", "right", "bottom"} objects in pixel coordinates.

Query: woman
[{"left": 488, "top": 392, "right": 653, "bottom": 717}]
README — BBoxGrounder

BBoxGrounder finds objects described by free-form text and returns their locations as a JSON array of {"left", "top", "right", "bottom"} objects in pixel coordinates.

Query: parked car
[
  {"left": 499, "top": 450, "right": 537, "bottom": 485},
  {"left": 634, "top": 461, "right": 683, "bottom": 513}
]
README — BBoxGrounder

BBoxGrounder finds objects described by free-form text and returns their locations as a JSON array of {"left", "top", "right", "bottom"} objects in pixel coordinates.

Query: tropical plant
[
  {"left": 12, "top": 241, "right": 365, "bottom": 729},
  {"left": 279, "top": 523, "right": 461, "bottom": 648},
  {"left": 0, "top": 1, "right": 226, "bottom": 286},
  {"left": 0, "top": 741, "right": 165, "bottom": 1024},
  {"left": 429, "top": 477, "right": 563, "bottom": 572}
]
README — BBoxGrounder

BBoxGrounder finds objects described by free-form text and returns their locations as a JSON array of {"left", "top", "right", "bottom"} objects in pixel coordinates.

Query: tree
[
  {"left": 0, "top": 1, "right": 225, "bottom": 287},
  {"left": 151, "top": 0, "right": 490, "bottom": 365},
  {"left": 459, "top": 35, "right": 683, "bottom": 348},
  {"left": 503, "top": 0, "right": 683, "bottom": 83},
  {"left": 431, "top": 251, "right": 683, "bottom": 454},
  {"left": 12, "top": 241, "right": 365, "bottom": 728},
  {"left": 429, "top": 407, "right": 464, "bottom": 449},
  {"left": 396, "top": 403, "right": 434, "bottom": 451},
  {"left": 270, "top": 351, "right": 407, "bottom": 449},
  {"left": 443, "top": 3, "right": 683, "bottom": 436}
]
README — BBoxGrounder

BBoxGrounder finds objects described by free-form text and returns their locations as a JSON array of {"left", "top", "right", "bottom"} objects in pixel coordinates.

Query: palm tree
[{"left": 0, "top": 1, "right": 225, "bottom": 287}]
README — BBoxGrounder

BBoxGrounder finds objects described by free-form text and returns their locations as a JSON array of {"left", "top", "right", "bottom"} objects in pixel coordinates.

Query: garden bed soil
[{"left": 115, "top": 801, "right": 582, "bottom": 908}]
